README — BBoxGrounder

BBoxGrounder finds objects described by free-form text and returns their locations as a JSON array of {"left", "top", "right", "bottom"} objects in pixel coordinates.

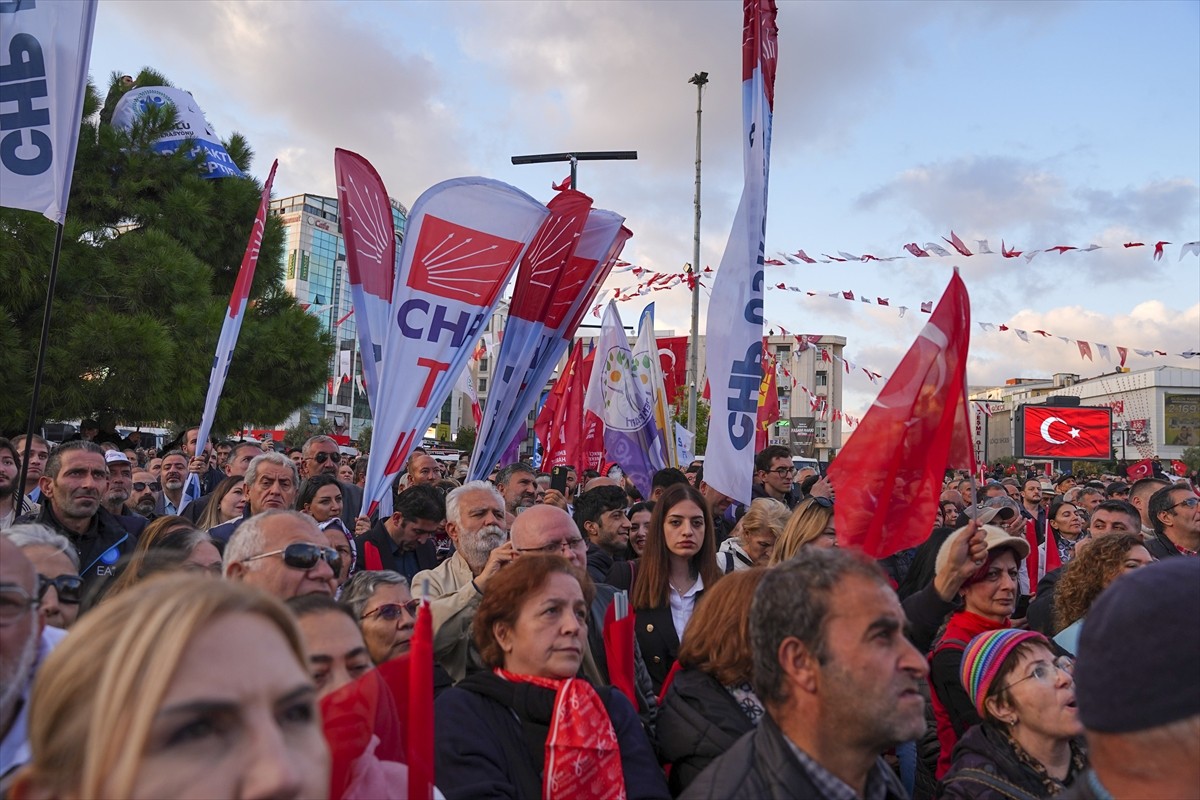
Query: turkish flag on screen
[{"left": 1022, "top": 406, "right": 1111, "bottom": 459}]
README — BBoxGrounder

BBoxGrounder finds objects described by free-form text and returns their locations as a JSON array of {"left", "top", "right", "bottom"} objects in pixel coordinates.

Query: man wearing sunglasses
[
  {"left": 1145, "top": 484, "right": 1200, "bottom": 559},
  {"left": 2, "top": 524, "right": 82, "bottom": 630},
  {"left": 224, "top": 510, "right": 338, "bottom": 600},
  {"left": 127, "top": 469, "right": 159, "bottom": 518},
  {"left": 302, "top": 436, "right": 363, "bottom": 530}
]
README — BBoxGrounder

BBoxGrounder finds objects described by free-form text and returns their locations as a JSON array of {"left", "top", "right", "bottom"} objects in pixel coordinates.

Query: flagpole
[
  {"left": 687, "top": 71, "right": 708, "bottom": 439},
  {"left": 17, "top": 222, "right": 66, "bottom": 497},
  {"left": 347, "top": 332, "right": 358, "bottom": 439}
]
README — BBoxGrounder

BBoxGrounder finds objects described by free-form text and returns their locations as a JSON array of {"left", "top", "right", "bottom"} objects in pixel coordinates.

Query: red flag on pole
[
  {"left": 1126, "top": 459, "right": 1154, "bottom": 481},
  {"left": 407, "top": 600, "right": 434, "bottom": 800},
  {"left": 827, "top": 270, "right": 975, "bottom": 558},
  {"left": 1171, "top": 459, "right": 1189, "bottom": 477},
  {"left": 602, "top": 602, "right": 637, "bottom": 708}
]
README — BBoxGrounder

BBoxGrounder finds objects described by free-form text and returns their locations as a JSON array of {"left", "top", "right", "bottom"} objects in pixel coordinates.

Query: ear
[
  {"left": 225, "top": 561, "right": 247, "bottom": 581},
  {"left": 582, "top": 519, "right": 598, "bottom": 539},
  {"left": 777, "top": 636, "right": 819, "bottom": 695},
  {"left": 984, "top": 694, "right": 1015, "bottom": 725},
  {"left": 493, "top": 621, "right": 514, "bottom": 654},
  {"left": 38, "top": 474, "right": 53, "bottom": 496}
]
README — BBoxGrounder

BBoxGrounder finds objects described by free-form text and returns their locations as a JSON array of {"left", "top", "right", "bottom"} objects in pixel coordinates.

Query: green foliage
[
  {"left": 1181, "top": 446, "right": 1200, "bottom": 474},
  {"left": 455, "top": 425, "right": 477, "bottom": 454},
  {"left": 673, "top": 397, "right": 710, "bottom": 456},
  {"left": 3, "top": 70, "right": 330, "bottom": 436},
  {"left": 282, "top": 418, "right": 337, "bottom": 450},
  {"left": 356, "top": 424, "right": 373, "bottom": 453}
]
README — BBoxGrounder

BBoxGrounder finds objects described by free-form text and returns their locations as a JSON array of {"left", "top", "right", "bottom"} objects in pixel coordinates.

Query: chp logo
[{"left": 407, "top": 215, "right": 522, "bottom": 307}]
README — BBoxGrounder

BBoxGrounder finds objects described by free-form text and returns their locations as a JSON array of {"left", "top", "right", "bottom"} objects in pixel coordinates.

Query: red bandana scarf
[{"left": 494, "top": 669, "right": 626, "bottom": 800}]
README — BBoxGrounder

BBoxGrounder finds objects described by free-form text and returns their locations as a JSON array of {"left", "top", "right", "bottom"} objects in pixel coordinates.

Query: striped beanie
[{"left": 960, "top": 629, "right": 1048, "bottom": 718}]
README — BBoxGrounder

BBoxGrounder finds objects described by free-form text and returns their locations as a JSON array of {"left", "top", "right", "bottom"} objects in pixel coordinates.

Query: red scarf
[{"left": 495, "top": 669, "right": 626, "bottom": 800}]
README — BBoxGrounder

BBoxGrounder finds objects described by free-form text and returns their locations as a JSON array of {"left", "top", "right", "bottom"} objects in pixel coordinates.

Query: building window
[
  {"left": 479, "top": 357, "right": 489, "bottom": 373},
  {"left": 478, "top": 377, "right": 487, "bottom": 392},
  {"left": 816, "top": 371, "right": 828, "bottom": 387}
]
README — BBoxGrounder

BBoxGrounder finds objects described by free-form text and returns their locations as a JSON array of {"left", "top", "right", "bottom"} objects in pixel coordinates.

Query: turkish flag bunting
[
  {"left": 1022, "top": 406, "right": 1111, "bottom": 459},
  {"left": 1126, "top": 458, "right": 1154, "bottom": 480},
  {"left": 827, "top": 271, "right": 975, "bottom": 558}
]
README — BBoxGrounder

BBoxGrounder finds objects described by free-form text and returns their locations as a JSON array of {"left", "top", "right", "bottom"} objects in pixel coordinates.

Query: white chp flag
[
  {"left": 0, "top": 0, "right": 97, "bottom": 223},
  {"left": 702, "top": 0, "right": 779, "bottom": 504}
]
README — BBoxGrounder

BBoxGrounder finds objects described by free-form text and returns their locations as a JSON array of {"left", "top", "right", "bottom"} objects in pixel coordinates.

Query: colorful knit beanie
[{"left": 960, "top": 628, "right": 1049, "bottom": 717}]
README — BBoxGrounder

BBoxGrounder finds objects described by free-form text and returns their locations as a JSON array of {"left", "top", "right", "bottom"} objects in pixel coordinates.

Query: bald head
[
  {"left": 510, "top": 504, "right": 587, "bottom": 571},
  {"left": 583, "top": 476, "right": 620, "bottom": 492}
]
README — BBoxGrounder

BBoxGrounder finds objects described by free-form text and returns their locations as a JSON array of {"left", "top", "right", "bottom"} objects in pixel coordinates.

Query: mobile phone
[{"left": 551, "top": 466, "right": 569, "bottom": 495}]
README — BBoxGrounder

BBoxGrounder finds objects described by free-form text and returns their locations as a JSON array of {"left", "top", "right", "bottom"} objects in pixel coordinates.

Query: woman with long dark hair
[{"left": 630, "top": 483, "right": 721, "bottom": 695}]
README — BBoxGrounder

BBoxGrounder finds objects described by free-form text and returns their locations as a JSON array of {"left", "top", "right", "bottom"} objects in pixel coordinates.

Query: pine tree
[{"left": 2, "top": 69, "right": 332, "bottom": 436}]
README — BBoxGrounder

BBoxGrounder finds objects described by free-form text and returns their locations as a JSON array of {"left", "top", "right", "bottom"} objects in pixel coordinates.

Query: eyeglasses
[
  {"left": 241, "top": 543, "right": 341, "bottom": 575},
  {"left": 997, "top": 655, "right": 1075, "bottom": 692},
  {"left": 1166, "top": 496, "right": 1199, "bottom": 512},
  {"left": 765, "top": 466, "right": 796, "bottom": 477},
  {"left": 132, "top": 481, "right": 161, "bottom": 492},
  {"left": 516, "top": 537, "right": 586, "bottom": 555},
  {"left": 310, "top": 451, "right": 337, "bottom": 464},
  {"left": 38, "top": 574, "right": 83, "bottom": 605},
  {"left": 0, "top": 586, "right": 39, "bottom": 625},
  {"left": 361, "top": 599, "right": 421, "bottom": 621}
]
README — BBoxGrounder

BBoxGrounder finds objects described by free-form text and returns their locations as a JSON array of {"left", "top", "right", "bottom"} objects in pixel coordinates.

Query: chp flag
[
  {"left": 1020, "top": 406, "right": 1112, "bottom": 460},
  {"left": 702, "top": 0, "right": 779, "bottom": 505},
  {"left": 334, "top": 149, "right": 397, "bottom": 413},
  {"left": 361, "top": 177, "right": 549, "bottom": 516},
  {"left": 182, "top": 160, "right": 279, "bottom": 512},
  {"left": 0, "top": 0, "right": 97, "bottom": 223}
]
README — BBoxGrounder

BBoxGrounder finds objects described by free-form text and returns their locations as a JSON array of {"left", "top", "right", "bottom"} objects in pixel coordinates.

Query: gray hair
[
  {"left": 341, "top": 570, "right": 409, "bottom": 619},
  {"left": 2, "top": 523, "right": 81, "bottom": 571},
  {"left": 43, "top": 440, "right": 105, "bottom": 480},
  {"left": 495, "top": 461, "right": 535, "bottom": 489},
  {"left": 223, "top": 509, "right": 314, "bottom": 576},
  {"left": 302, "top": 435, "right": 339, "bottom": 457},
  {"left": 445, "top": 480, "right": 505, "bottom": 528},
  {"left": 750, "top": 547, "right": 888, "bottom": 706},
  {"left": 244, "top": 451, "right": 298, "bottom": 490}
]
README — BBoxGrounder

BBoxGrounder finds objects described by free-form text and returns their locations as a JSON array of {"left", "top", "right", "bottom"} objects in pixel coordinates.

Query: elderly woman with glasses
[
  {"left": 341, "top": 570, "right": 418, "bottom": 665},
  {"left": 940, "top": 629, "right": 1087, "bottom": 799}
]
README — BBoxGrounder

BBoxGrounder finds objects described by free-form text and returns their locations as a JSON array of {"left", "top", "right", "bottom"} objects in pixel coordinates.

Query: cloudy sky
[{"left": 90, "top": 0, "right": 1200, "bottom": 420}]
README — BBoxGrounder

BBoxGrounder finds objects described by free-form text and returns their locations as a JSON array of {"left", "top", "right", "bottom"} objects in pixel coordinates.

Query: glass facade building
[{"left": 269, "top": 193, "right": 407, "bottom": 440}]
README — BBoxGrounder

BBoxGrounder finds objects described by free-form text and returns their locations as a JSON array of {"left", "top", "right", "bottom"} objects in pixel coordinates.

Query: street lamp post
[
  {"left": 510, "top": 150, "right": 638, "bottom": 191},
  {"left": 687, "top": 71, "right": 708, "bottom": 439}
]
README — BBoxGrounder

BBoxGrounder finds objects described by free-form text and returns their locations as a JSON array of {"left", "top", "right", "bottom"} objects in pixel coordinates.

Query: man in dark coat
[
  {"left": 1143, "top": 484, "right": 1200, "bottom": 558},
  {"left": 682, "top": 548, "right": 917, "bottom": 800},
  {"left": 356, "top": 484, "right": 442, "bottom": 582}
]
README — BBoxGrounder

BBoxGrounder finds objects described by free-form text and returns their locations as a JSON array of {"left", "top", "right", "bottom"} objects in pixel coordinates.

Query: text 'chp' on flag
[
  {"left": 335, "top": 148, "right": 398, "bottom": 414},
  {"left": 0, "top": 0, "right": 97, "bottom": 223},
  {"left": 469, "top": 189, "right": 594, "bottom": 480},
  {"left": 827, "top": 270, "right": 975, "bottom": 559},
  {"left": 1021, "top": 406, "right": 1113, "bottom": 460},
  {"left": 361, "top": 176, "right": 549, "bottom": 516},
  {"left": 702, "top": 0, "right": 779, "bottom": 505}
]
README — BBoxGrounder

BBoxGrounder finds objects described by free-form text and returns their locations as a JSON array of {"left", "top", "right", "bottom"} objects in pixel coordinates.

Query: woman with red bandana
[
  {"left": 433, "top": 555, "right": 667, "bottom": 800},
  {"left": 928, "top": 524, "right": 1030, "bottom": 779}
]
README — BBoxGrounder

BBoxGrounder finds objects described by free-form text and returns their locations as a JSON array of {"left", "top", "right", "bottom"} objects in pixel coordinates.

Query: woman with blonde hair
[
  {"left": 718, "top": 498, "right": 788, "bottom": 572},
  {"left": 768, "top": 496, "right": 836, "bottom": 566},
  {"left": 1052, "top": 533, "right": 1151, "bottom": 654},
  {"left": 11, "top": 576, "right": 330, "bottom": 799}
]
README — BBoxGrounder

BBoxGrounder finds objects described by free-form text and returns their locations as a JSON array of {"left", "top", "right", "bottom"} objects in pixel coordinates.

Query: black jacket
[
  {"left": 680, "top": 712, "right": 908, "bottom": 800},
  {"left": 1026, "top": 567, "right": 1065, "bottom": 636},
  {"left": 1143, "top": 528, "right": 1183, "bottom": 560},
  {"left": 635, "top": 604, "right": 683, "bottom": 696},
  {"left": 656, "top": 667, "right": 754, "bottom": 795},
  {"left": 939, "top": 722, "right": 1083, "bottom": 800},
  {"left": 21, "top": 504, "right": 137, "bottom": 590},
  {"left": 355, "top": 521, "right": 438, "bottom": 582}
]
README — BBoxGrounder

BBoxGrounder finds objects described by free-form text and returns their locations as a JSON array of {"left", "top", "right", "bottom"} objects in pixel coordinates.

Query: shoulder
[{"left": 678, "top": 728, "right": 763, "bottom": 800}]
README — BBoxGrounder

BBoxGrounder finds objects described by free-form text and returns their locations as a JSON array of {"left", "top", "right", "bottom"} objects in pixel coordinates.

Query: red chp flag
[
  {"left": 1022, "top": 406, "right": 1112, "bottom": 460},
  {"left": 827, "top": 270, "right": 975, "bottom": 558}
]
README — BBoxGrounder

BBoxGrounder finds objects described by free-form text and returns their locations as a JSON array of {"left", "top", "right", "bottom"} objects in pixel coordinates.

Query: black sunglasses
[
  {"left": 242, "top": 543, "right": 342, "bottom": 575},
  {"left": 132, "top": 481, "right": 161, "bottom": 492},
  {"left": 38, "top": 574, "right": 83, "bottom": 605},
  {"left": 311, "top": 452, "right": 337, "bottom": 464},
  {"left": 361, "top": 599, "right": 421, "bottom": 622}
]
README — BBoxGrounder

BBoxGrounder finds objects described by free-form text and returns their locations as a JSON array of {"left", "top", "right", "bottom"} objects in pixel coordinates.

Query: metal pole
[
  {"left": 347, "top": 332, "right": 358, "bottom": 439},
  {"left": 569, "top": 155, "right": 578, "bottom": 190},
  {"left": 18, "top": 222, "right": 66, "bottom": 498},
  {"left": 687, "top": 72, "right": 708, "bottom": 438}
]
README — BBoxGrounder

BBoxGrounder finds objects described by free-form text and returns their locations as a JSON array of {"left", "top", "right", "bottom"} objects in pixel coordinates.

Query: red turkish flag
[
  {"left": 1022, "top": 406, "right": 1112, "bottom": 460},
  {"left": 756, "top": 352, "right": 781, "bottom": 451},
  {"left": 827, "top": 271, "right": 975, "bottom": 558},
  {"left": 1171, "top": 459, "right": 1189, "bottom": 477},
  {"left": 1126, "top": 458, "right": 1154, "bottom": 480},
  {"left": 657, "top": 336, "right": 689, "bottom": 407}
]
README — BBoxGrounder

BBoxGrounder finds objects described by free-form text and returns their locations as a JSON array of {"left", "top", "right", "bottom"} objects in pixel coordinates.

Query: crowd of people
[{"left": 0, "top": 429, "right": 1197, "bottom": 799}]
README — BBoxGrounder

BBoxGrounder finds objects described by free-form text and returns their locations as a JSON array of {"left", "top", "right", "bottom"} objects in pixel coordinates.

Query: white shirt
[
  {"left": 1, "top": 626, "right": 67, "bottom": 780},
  {"left": 668, "top": 573, "right": 705, "bottom": 642}
]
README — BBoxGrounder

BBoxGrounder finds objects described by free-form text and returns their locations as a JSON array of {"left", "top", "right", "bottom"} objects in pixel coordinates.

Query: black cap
[{"left": 1075, "top": 557, "right": 1200, "bottom": 733}]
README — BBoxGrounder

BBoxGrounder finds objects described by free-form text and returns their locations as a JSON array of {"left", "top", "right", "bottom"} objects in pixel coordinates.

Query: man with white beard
[
  {"left": 0, "top": 538, "right": 66, "bottom": 793},
  {"left": 412, "top": 481, "right": 516, "bottom": 682}
]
